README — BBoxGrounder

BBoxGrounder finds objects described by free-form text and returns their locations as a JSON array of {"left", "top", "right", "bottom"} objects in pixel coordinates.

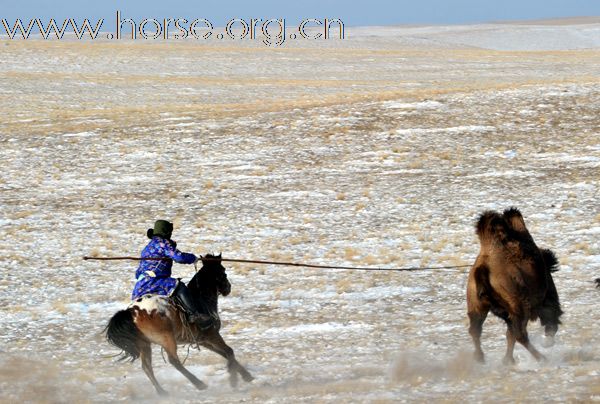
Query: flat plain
[{"left": 1, "top": 20, "right": 599, "bottom": 403}]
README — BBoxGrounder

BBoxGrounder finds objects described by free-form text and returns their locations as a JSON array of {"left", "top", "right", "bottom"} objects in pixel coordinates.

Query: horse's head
[{"left": 199, "top": 253, "right": 231, "bottom": 296}]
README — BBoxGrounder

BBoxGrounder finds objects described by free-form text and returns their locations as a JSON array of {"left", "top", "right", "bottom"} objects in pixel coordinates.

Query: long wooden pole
[{"left": 82, "top": 256, "right": 471, "bottom": 272}]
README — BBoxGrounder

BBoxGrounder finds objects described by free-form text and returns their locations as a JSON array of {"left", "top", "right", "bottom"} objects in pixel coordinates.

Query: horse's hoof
[
  {"left": 156, "top": 388, "right": 169, "bottom": 397},
  {"left": 243, "top": 373, "right": 255, "bottom": 383},
  {"left": 542, "top": 335, "right": 555, "bottom": 348},
  {"left": 195, "top": 381, "right": 208, "bottom": 390},
  {"left": 474, "top": 352, "right": 485, "bottom": 364},
  {"left": 502, "top": 356, "right": 516, "bottom": 366}
]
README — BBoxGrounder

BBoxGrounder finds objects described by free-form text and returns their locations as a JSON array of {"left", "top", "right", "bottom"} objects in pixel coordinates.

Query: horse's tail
[{"left": 104, "top": 309, "right": 144, "bottom": 362}]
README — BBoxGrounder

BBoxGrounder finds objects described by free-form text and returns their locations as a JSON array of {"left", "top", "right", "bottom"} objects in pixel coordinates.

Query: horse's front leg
[{"left": 201, "top": 330, "right": 254, "bottom": 387}]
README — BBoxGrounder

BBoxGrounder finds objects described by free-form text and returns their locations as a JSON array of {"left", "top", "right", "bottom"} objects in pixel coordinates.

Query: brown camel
[{"left": 467, "top": 208, "right": 562, "bottom": 364}]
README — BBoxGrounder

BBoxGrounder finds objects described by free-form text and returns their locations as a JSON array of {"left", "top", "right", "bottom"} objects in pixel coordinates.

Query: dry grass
[
  {"left": 2, "top": 40, "right": 598, "bottom": 137},
  {"left": 407, "top": 160, "right": 424, "bottom": 170},
  {"left": 344, "top": 247, "right": 360, "bottom": 261},
  {"left": 1, "top": 31, "right": 599, "bottom": 404},
  {"left": 10, "top": 210, "right": 36, "bottom": 220},
  {"left": 335, "top": 278, "right": 354, "bottom": 294},
  {"left": 572, "top": 241, "right": 592, "bottom": 254},
  {"left": 226, "top": 320, "right": 252, "bottom": 335}
]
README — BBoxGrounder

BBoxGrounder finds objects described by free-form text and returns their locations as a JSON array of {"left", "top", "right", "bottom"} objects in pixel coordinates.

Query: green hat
[{"left": 147, "top": 220, "right": 173, "bottom": 239}]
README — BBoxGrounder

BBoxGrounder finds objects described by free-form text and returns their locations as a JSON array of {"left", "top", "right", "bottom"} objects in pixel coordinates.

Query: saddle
[
  {"left": 172, "top": 294, "right": 217, "bottom": 331},
  {"left": 130, "top": 294, "right": 215, "bottom": 330}
]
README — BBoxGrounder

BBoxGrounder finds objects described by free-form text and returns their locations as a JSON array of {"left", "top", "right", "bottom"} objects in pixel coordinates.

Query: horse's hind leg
[
  {"left": 140, "top": 342, "right": 168, "bottom": 396},
  {"left": 201, "top": 331, "right": 254, "bottom": 387},
  {"left": 161, "top": 334, "right": 208, "bottom": 390}
]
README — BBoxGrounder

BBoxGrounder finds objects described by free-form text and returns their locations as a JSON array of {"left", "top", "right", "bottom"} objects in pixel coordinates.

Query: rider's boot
[{"left": 172, "top": 282, "right": 214, "bottom": 329}]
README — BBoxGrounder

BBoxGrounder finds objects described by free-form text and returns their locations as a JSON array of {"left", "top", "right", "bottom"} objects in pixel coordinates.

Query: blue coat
[{"left": 131, "top": 236, "right": 197, "bottom": 300}]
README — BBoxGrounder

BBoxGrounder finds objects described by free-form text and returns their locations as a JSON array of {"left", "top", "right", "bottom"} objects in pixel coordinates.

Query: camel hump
[
  {"left": 503, "top": 207, "right": 528, "bottom": 233},
  {"left": 540, "top": 248, "right": 559, "bottom": 272},
  {"left": 475, "top": 210, "right": 508, "bottom": 244}
]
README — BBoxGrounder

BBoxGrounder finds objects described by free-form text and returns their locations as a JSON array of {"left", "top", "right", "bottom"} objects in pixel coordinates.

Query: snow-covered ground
[
  {"left": 0, "top": 20, "right": 599, "bottom": 403},
  {"left": 350, "top": 20, "right": 600, "bottom": 50}
]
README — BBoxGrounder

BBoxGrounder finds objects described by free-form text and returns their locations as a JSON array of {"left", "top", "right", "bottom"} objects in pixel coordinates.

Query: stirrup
[{"left": 188, "top": 313, "right": 214, "bottom": 330}]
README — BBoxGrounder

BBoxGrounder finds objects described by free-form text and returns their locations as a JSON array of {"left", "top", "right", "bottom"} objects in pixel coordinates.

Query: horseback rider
[{"left": 132, "top": 220, "right": 211, "bottom": 327}]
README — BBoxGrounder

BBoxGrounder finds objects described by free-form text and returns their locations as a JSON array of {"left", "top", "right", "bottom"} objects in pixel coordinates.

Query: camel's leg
[
  {"left": 503, "top": 321, "right": 516, "bottom": 365},
  {"left": 140, "top": 342, "right": 168, "bottom": 396},
  {"left": 468, "top": 311, "right": 488, "bottom": 363},
  {"left": 200, "top": 330, "right": 254, "bottom": 387},
  {"left": 467, "top": 264, "right": 491, "bottom": 363},
  {"left": 513, "top": 318, "right": 546, "bottom": 362},
  {"left": 161, "top": 334, "right": 208, "bottom": 390}
]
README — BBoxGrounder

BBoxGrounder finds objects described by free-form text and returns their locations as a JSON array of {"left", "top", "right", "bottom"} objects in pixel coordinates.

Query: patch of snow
[{"left": 62, "top": 131, "right": 98, "bottom": 137}]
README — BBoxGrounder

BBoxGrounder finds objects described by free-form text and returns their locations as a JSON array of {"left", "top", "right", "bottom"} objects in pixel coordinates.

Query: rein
[{"left": 83, "top": 255, "right": 471, "bottom": 272}]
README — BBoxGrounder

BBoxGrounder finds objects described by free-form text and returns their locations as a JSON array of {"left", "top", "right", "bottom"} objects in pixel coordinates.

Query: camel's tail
[
  {"left": 538, "top": 248, "right": 563, "bottom": 327},
  {"left": 540, "top": 248, "right": 559, "bottom": 273}
]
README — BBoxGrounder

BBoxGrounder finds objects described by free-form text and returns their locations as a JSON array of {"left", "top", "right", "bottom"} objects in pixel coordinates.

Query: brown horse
[
  {"left": 105, "top": 254, "right": 254, "bottom": 395},
  {"left": 467, "top": 208, "right": 562, "bottom": 364}
]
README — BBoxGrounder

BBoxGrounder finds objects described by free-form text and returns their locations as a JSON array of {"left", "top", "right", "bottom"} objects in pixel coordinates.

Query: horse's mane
[
  {"left": 187, "top": 254, "right": 226, "bottom": 320},
  {"left": 189, "top": 254, "right": 223, "bottom": 284}
]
